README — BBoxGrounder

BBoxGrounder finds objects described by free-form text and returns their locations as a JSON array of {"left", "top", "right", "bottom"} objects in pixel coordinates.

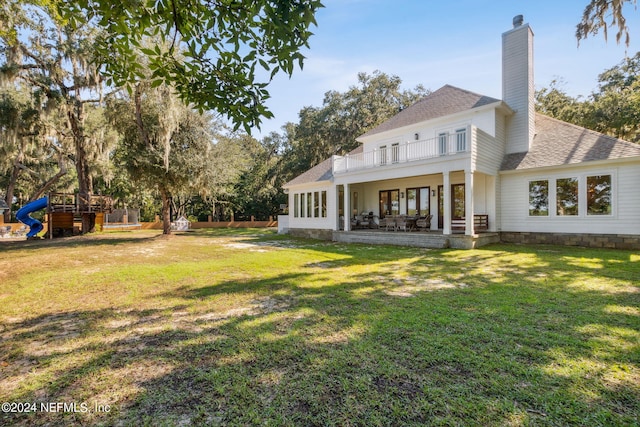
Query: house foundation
[{"left": 500, "top": 232, "right": 640, "bottom": 250}]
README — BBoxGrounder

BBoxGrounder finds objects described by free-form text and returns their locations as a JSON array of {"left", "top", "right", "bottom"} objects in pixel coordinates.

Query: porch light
[
  {"left": 431, "top": 190, "right": 436, "bottom": 197},
  {"left": 414, "top": 133, "right": 419, "bottom": 140},
  {"left": 400, "top": 192, "right": 404, "bottom": 198}
]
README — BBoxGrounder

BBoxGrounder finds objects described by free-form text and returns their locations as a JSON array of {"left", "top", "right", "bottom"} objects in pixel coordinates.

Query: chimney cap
[{"left": 513, "top": 15, "right": 524, "bottom": 28}]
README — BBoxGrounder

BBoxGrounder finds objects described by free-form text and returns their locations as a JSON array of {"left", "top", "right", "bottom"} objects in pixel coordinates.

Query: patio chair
[
  {"left": 385, "top": 216, "right": 396, "bottom": 231},
  {"left": 395, "top": 216, "right": 408, "bottom": 232},
  {"left": 415, "top": 215, "right": 433, "bottom": 231}
]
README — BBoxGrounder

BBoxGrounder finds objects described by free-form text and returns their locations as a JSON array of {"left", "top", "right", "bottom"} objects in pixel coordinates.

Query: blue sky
[{"left": 253, "top": 0, "right": 640, "bottom": 137}]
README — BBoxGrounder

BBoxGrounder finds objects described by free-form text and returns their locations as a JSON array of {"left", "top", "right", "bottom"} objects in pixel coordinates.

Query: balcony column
[
  {"left": 465, "top": 170, "right": 475, "bottom": 236},
  {"left": 343, "top": 183, "right": 351, "bottom": 231},
  {"left": 443, "top": 171, "right": 451, "bottom": 235}
]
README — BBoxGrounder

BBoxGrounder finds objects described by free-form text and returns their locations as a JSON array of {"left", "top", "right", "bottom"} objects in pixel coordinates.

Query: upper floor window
[
  {"left": 438, "top": 133, "right": 447, "bottom": 156},
  {"left": 391, "top": 143, "right": 400, "bottom": 163},
  {"left": 455, "top": 128, "right": 466, "bottom": 152},
  {"left": 379, "top": 145, "right": 387, "bottom": 165}
]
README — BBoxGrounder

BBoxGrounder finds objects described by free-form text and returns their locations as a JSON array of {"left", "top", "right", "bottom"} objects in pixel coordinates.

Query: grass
[{"left": 0, "top": 229, "right": 638, "bottom": 426}]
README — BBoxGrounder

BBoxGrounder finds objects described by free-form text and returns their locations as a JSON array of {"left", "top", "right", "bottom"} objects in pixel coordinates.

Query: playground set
[{"left": 15, "top": 192, "right": 113, "bottom": 238}]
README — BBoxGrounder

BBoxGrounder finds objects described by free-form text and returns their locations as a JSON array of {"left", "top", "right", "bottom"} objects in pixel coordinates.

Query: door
[
  {"left": 379, "top": 190, "right": 399, "bottom": 218},
  {"left": 406, "top": 187, "right": 430, "bottom": 216}
]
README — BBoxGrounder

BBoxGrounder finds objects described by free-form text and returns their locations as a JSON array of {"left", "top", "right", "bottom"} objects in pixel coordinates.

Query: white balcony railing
[{"left": 333, "top": 128, "right": 470, "bottom": 174}]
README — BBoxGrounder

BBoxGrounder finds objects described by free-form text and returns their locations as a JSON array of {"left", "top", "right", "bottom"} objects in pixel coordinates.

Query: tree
[
  {"left": 59, "top": 0, "right": 324, "bottom": 133},
  {"left": 281, "top": 70, "right": 429, "bottom": 179},
  {"left": 0, "top": 1, "right": 114, "bottom": 231},
  {"left": 577, "top": 0, "right": 637, "bottom": 46},
  {"left": 108, "top": 81, "right": 215, "bottom": 235},
  {"left": 536, "top": 54, "right": 640, "bottom": 143}
]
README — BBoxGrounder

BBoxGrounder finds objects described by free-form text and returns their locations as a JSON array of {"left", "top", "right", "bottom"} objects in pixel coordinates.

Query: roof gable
[
  {"left": 359, "top": 85, "right": 501, "bottom": 139},
  {"left": 501, "top": 113, "right": 640, "bottom": 171}
]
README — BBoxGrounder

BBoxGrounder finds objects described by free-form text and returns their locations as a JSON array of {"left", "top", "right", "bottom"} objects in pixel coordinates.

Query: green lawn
[{"left": 0, "top": 229, "right": 638, "bottom": 426}]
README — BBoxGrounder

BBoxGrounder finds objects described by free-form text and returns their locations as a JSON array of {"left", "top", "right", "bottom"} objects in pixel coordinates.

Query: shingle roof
[
  {"left": 284, "top": 145, "right": 363, "bottom": 187},
  {"left": 359, "top": 85, "right": 501, "bottom": 139},
  {"left": 501, "top": 113, "right": 640, "bottom": 171}
]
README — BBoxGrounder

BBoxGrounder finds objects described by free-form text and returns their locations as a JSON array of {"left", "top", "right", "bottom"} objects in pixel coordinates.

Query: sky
[{"left": 252, "top": 0, "right": 640, "bottom": 137}]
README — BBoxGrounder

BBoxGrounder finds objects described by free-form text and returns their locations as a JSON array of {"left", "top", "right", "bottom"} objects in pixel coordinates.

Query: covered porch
[{"left": 335, "top": 169, "right": 497, "bottom": 237}]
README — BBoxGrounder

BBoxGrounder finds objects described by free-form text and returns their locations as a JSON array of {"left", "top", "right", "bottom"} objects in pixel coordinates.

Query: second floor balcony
[{"left": 333, "top": 127, "right": 470, "bottom": 174}]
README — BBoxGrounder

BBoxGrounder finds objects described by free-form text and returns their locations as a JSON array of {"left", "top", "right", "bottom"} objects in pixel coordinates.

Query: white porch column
[
  {"left": 465, "top": 170, "right": 475, "bottom": 236},
  {"left": 344, "top": 183, "right": 351, "bottom": 231},
  {"left": 443, "top": 172, "right": 451, "bottom": 235}
]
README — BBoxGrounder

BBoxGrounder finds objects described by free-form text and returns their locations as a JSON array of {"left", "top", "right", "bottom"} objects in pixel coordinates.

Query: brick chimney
[{"left": 502, "top": 15, "right": 535, "bottom": 154}]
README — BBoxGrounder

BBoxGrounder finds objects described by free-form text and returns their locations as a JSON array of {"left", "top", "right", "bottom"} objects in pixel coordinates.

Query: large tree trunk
[
  {"left": 160, "top": 187, "right": 172, "bottom": 235},
  {"left": 67, "top": 99, "right": 93, "bottom": 234},
  {"left": 4, "top": 161, "right": 21, "bottom": 223}
]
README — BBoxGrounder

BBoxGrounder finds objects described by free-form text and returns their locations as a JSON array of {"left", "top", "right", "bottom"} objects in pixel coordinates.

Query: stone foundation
[
  {"left": 500, "top": 232, "right": 640, "bottom": 250},
  {"left": 288, "top": 228, "right": 334, "bottom": 241}
]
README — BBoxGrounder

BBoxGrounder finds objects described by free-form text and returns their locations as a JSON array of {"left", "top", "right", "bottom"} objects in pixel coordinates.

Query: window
[
  {"left": 529, "top": 180, "right": 549, "bottom": 216},
  {"left": 307, "top": 193, "right": 312, "bottom": 218},
  {"left": 379, "top": 190, "right": 400, "bottom": 218},
  {"left": 300, "top": 193, "right": 305, "bottom": 218},
  {"left": 294, "top": 194, "right": 299, "bottom": 218},
  {"left": 456, "top": 128, "right": 466, "bottom": 152},
  {"left": 391, "top": 143, "right": 400, "bottom": 163},
  {"left": 587, "top": 175, "right": 612, "bottom": 215},
  {"left": 321, "top": 191, "right": 327, "bottom": 217},
  {"left": 314, "top": 192, "right": 320, "bottom": 218},
  {"left": 406, "top": 187, "right": 430, "bottom": 216},
  {"left": 438, "top": 133, "right": 447, "bottom": 155},
  {"left": 556, "top": 177, "right": 578, "bottom": 216},
  {"left": 452, "top": 184, "right": 465, "bottom": 219},
  {"left": 379, "top": 145, "right": 387, "bottom": 165}
]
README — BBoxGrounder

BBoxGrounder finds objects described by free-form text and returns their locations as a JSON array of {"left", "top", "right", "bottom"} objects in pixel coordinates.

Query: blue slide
[{"left": 16, "top": 197, "right": 48, "bottom": 238}]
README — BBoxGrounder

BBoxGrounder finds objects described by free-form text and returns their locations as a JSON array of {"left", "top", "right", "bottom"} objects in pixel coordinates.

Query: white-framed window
[
  {"left": 529, "top": 180, "right": 549, "bottom": 216},
  {"left": 438, "top": 133, "right": 447, "bottom": 156},
  {"left": 556, "top": 177, "right": 578, "bottom": 216},
  {"left": 294, "top": 194, "right": 299, "bottom": 218},
  {"left": 391, "top": 143, "right": 400, "bottom": 163},
  {"left": 587, "top": 174, "right": 612, "bottom": 215},
  {"left": 379, "top": 145, "right": 387, "bottom": 165},
  {"left": 321, "top": 191, "right": 327, "bottom": 217},
  {"left": 314, "top": 192, "right": 320, "bottom": 218},
  {"left": 455, "top": 128, "right": 467, "bottom": 152},
  {"left": 528, "top": 172, "right": 613, "bottom": 218}
]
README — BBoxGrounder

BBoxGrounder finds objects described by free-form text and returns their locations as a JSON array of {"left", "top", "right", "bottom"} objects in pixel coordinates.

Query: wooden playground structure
[{"left": 46, "top": 192, "right": 113, "bottom": 238}]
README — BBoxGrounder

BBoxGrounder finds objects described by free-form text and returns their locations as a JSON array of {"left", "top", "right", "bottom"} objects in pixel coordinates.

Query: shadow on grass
[
  {"left": 0, "top": 231, "right": 163, "bottom": 254},
  {"left": 1, "top": 240, "right": 638, "bottom": 426}
]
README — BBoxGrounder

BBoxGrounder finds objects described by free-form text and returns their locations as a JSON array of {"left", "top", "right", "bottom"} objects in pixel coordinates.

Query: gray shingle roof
[
  {"left": 359, "top": 85, "right": 501, "bottom": 139},
  {"left": 284, "top": 146, "right": 363, "bottom": 187},
  {"left": 501, "top": 114, "right": 640, "bottom": 171}
]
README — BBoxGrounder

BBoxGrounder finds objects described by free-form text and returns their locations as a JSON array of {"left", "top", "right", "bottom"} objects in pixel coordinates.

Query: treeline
[{"left": 536, "top": 52, "right": 640, "bottom": 143}]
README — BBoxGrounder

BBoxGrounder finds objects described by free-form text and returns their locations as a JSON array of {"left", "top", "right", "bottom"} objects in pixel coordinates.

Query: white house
[{"left": 282, "top": 16, "right": 640, "bottom": 249}]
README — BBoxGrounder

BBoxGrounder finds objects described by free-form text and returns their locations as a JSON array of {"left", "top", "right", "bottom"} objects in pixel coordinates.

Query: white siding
[
  {"left": 499, "top": 162, "right": 640, "bottom": 234},
  {"left": 287, "top": 184, "right": 337, "bottom": 231},
  {"left": 502, "top": 23, "right": 534, "bottom": 154},
  {"left": 474, "top": 127, "right": 506, "bottom": 175}
]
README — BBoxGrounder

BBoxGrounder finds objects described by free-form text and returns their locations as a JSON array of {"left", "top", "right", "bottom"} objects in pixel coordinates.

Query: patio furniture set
[{"left": 351, "top": 213, "right": 433, "bottom": 232}]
